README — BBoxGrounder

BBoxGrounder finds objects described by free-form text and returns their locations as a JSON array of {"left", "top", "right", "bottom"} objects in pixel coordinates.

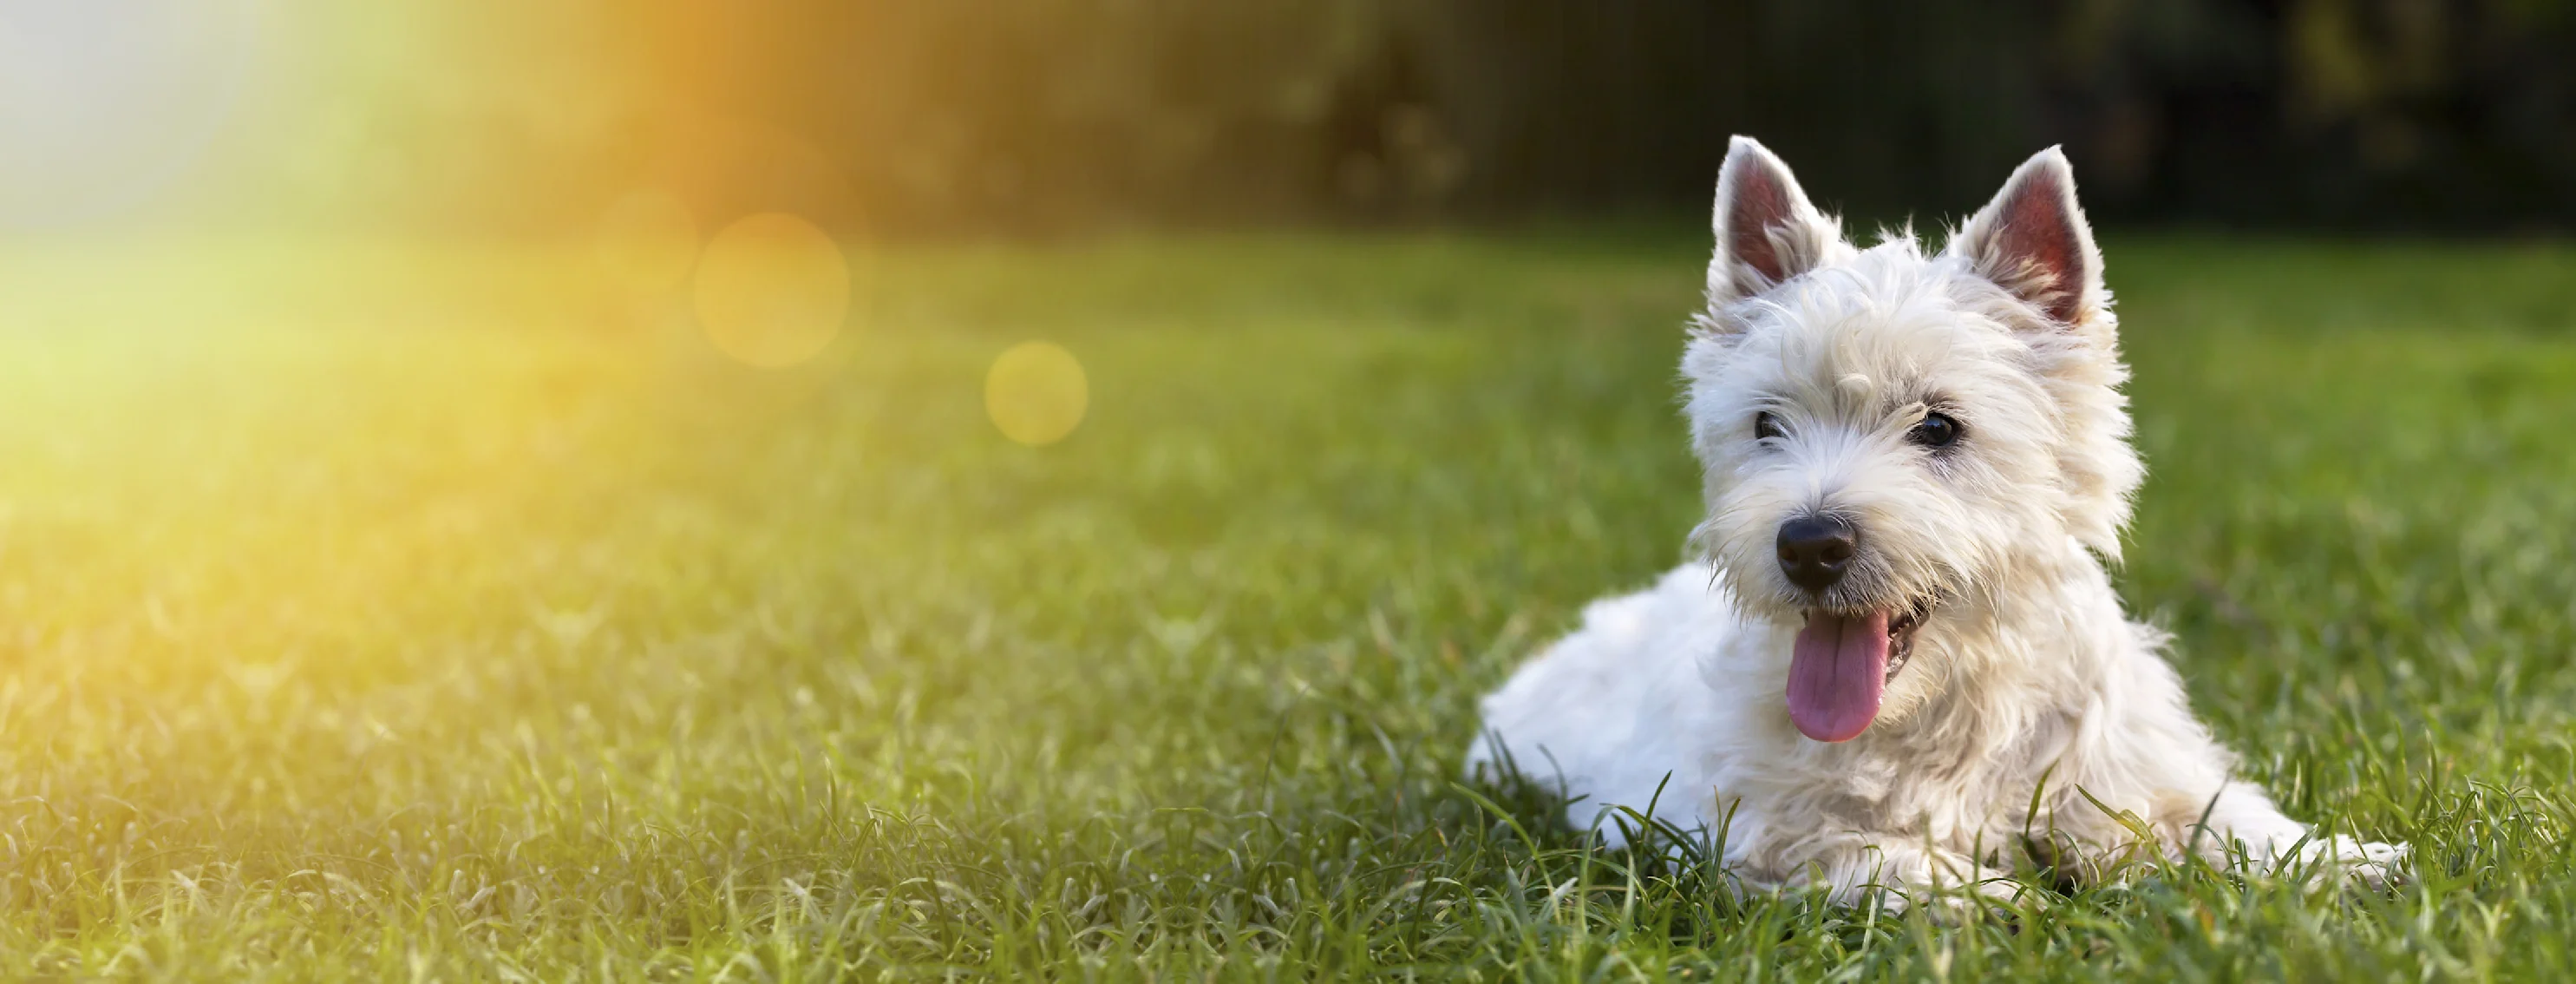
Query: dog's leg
[
  {"left": 2180, "top": 781, "right": 2409, "bottom": 888},
  {"left": 1787, "top": 840, "right": 2027, "bottom": 920}
]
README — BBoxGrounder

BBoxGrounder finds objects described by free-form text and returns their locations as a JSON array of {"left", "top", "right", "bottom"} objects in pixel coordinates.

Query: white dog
[{"left": 1468, "top": 137, "right": 2405, "bottom": 908}]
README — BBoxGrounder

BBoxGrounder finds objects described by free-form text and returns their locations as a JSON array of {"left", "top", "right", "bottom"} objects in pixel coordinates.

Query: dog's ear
[
  {"left": 1707, "top": 136, "right": 1840, "bottom": 308},
  {"left": 1952, "top": 147, "right": 2105, "bottom": 330}
]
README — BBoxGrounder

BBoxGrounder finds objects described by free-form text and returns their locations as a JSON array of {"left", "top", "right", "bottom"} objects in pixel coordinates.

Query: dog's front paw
[
  {"left": 1859, "top": 868, "right": 2030, "bottom": 925},
  {"left": 2324, "top": 838, "right": 2409, "bottom": 890},
  {"left": 1909, "top": 877, "right": 2032, "bottom": 926},
  {"left": 2271, "top": 836, "right": 2409, "bottom": 890}
]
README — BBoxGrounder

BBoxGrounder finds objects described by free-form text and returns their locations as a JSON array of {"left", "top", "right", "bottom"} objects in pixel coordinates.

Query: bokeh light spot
[
  {"left": 594, "top": 189, "right": 698, "bottom": 293},
  {"left": 694, "top": 213, "right": 848, "bottom": 368},
  {"left": 985, "top": 342, "right": 1089, "bottom": 446}
]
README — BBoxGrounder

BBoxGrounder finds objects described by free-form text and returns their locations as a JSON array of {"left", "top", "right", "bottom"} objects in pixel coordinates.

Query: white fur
[{"left": 1468, "top": 138, "right": 2404, "bottom": 909}]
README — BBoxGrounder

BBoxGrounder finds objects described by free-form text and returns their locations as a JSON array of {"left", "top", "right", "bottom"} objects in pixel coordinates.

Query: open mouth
[
  {"left": 1783, "top": 594, "right": 1937, "bottom": 744},
  {"left": 1882, "top": 595, "right": 1932, "bottom": 681}
]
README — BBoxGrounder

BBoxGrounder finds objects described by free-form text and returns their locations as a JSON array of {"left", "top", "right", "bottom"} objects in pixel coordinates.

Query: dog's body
[{"left": 1468, "top": 138, "right": 2403, "bottom": 906}]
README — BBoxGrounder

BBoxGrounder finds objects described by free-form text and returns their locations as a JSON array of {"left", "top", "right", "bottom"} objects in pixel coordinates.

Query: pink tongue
[{"left": 1786, "top": 610, "right": 1891, "bottom": 743}]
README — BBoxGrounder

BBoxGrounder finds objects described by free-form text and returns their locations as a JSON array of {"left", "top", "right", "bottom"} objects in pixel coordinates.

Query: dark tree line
[
  {"left": 1393, "top": 0, "right": 2576, "bottom": 231},
  {"left": 242, "top": 1, "right": 2576, "bottom": 235},
  {"left": 685, "top": 0, "right": 2576, "bottom": 233}
]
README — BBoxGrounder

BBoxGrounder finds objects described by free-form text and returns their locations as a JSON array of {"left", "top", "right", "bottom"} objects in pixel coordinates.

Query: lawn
[{"left": 2, "top": 229, "right": 2574, "bottom": 979}]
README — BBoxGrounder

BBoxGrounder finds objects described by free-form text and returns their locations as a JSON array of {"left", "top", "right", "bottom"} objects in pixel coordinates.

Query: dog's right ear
[{"left": 1706, "top": 136, "right": 1840, "bottom": 310}]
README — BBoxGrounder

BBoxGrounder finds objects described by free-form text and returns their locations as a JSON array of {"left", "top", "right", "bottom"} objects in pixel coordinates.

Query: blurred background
[
  {"left": 10, "top": 3, "right": 2576, "bottom": 974},
  {"left": 10, "top": 0, "right": 2576, "bottom": 240}
]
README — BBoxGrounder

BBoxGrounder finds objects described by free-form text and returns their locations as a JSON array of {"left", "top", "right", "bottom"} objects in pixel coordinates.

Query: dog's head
[{"left": 1683, "top": 137, "right": 2141, "bottom": 744}]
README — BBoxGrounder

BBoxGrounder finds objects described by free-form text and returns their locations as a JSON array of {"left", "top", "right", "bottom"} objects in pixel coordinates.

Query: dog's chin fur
[{"left": 1467, "top": 137, "right": 2405, "bottom": 910}]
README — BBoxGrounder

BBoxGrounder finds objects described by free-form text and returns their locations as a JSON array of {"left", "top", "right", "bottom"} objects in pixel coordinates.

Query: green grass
[{"left": 3, "top": 230, "right": 2576, "bottom": 979}]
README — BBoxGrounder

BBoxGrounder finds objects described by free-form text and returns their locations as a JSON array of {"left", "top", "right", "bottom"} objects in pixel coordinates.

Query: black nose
[{"left": 1776, "top": 514, "right": 1857, "bottom": 593}]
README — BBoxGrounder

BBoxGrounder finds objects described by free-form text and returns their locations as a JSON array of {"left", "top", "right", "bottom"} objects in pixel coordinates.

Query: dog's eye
[
  {"left": 1908, "top": 412, "right": 1962, "bottom": 448},
  {"left": 1754, "top": 411, "right": 1784, "bottom": 442}
]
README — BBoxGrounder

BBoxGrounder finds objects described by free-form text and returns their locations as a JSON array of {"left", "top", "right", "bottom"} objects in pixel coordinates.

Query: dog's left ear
[{"left": 1952, "top": 147, "right": 2105, "bottom": 331}]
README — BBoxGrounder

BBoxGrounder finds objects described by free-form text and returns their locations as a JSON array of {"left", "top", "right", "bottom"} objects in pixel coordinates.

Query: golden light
[
  {"left": 594, "top": 189, "right": 699, "bottom": 294},
  {"left": 984, "top": 342, "right": 1090, "bottom": 446},
  {"left": 693, "top": 213, "right": 848, "bottom": 368}
]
